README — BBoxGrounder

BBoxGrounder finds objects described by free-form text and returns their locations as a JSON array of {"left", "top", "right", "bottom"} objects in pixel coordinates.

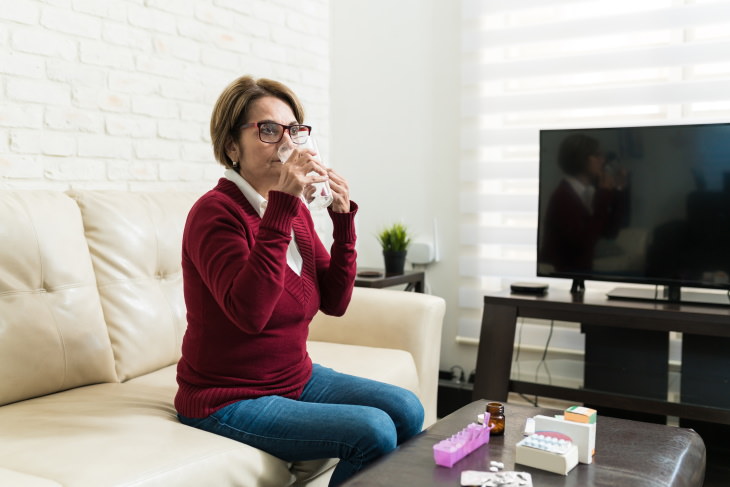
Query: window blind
[{"left": 459, "top": 0, "right": 730, "bottom": 339}]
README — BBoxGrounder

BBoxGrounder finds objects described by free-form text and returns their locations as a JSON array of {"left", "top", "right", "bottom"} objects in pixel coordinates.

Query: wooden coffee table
[{"left": 341, "top": 400, "right": 705, "bottom": 487}]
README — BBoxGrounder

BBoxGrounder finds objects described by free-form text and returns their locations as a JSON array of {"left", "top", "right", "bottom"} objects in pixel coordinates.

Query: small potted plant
[{"left": 377, "top": 222, "right": 412, "bottom": 275}]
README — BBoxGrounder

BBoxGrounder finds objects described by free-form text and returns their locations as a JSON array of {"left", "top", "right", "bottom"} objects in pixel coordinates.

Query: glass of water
[{"left": 278, "top": 135, "right": 333, "bottom": 211}]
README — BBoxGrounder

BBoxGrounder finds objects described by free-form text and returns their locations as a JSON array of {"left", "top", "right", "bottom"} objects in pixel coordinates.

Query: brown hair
[
  {"left": 210, "top": 75, "right": 305, "bottom": 168},
  {"left": 557, "top": 133, "right": 600, "bottom": 177}
]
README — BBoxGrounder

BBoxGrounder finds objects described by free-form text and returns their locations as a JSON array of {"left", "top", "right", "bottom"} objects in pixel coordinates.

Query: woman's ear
[{"left": 225, "top": 137, "right": 240, "bottom": 164}]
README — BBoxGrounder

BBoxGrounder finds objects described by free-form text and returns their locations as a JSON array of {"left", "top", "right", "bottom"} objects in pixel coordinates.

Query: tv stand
[
  {"left": 570, "top": 279, "right": 585, "bottom": 295},
  {"left": 472, "top": 289, "right": 730, "bottom": 425},
  {"left": 607, "top": 286, "right": 730, "bottom": 307}
]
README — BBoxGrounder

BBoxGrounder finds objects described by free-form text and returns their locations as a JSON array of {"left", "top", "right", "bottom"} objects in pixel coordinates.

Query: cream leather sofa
[{"left": 0, "top": 190, "right": 445, "bottom": 487}]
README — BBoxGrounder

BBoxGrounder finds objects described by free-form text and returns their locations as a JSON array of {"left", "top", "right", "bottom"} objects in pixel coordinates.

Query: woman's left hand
[{"left": 326, "top": 169, "right": 350, "bottom": 213}]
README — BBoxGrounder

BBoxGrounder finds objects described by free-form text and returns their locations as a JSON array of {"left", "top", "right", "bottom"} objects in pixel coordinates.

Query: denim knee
[
  {"left": 396, "top": 390, "right": 425, "bottom": 442},
  {"left": 328, "top": 408, "right": 398, "bottom": 486},
  {"left": 358, "top": 407, "right": 398, "bottom": 457}
]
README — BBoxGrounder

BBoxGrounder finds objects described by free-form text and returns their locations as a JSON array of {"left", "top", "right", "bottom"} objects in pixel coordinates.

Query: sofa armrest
[{"left": 308, "top": 287, "right": 445, "bottom": 426}]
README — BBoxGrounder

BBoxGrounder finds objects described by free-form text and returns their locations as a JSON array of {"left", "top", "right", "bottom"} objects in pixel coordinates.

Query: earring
[{"left": 231, "top": 161, "right": 239, "bottom": 169}]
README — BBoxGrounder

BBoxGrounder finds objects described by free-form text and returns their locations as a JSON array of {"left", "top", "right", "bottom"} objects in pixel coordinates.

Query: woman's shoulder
[
  {"left": 187, "top": 179, "right": 254, "bottom": 222},
  {"left": 193, "top": 179, "right": 246, "bottom": 209}
]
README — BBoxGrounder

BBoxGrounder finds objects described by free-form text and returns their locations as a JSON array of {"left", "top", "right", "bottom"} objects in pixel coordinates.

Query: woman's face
[
  {"left": 226, "top": 96, "right": 297, "bottom": 197},
  {"left": 586, "top": 150, "right": 605, "bottom": 182}
]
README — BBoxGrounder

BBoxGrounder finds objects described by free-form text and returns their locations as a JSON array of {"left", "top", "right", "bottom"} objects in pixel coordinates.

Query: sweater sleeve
[
  {"left": 183, "top": 190, "right": 301, "bottom": 334},
  {"left": 315, "top": 201, "right": 359, "bottom": 316}
]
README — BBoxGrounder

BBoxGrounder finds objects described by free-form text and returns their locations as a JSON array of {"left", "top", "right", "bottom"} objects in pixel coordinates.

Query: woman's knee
[
  {"left": 358, "top": 408, "right": 398, "bottom": 456},
  {"left": 397, "top": 390, "right": 425, "bottom": 440}
]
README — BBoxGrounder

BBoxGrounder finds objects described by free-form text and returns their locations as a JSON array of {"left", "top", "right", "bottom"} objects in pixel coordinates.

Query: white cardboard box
[
  {"left": 533, "top": 415, "right": 596, "bottom": 464},
  {"left": 515, "top": 443, "right": 579, "bottom": 475}
]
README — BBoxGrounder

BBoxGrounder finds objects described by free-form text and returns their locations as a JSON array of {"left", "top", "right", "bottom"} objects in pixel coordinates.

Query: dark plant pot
[{"left": 383, "top": 250, "right": 407, "bottom": 276}]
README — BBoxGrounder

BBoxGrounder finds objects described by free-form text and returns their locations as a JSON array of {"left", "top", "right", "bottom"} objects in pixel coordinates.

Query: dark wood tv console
[{"left": 472, "top": 289, "right": 730, "bottom": 425}]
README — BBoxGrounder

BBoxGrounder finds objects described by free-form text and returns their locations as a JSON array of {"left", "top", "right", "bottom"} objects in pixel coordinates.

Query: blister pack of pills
[
  {"left": 516, "top": 431, "right": 572, "bottom": 454},
  {"left": 460, "top": 470, "right": 533, "bottom": 487},
  {"left": 514, "top": 430, "right": 579, "bottom": 475}
]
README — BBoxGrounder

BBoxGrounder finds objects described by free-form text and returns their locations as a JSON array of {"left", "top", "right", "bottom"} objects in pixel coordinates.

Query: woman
[
  {"left": 174, "top": 75, "right": 424, "bottom": 486},
  {"left": 540, "top": 133, "right": 629, "bottom": 273}
]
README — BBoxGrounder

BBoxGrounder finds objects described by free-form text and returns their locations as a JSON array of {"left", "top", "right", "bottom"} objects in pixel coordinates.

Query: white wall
[
  {"left": 330, "top": 1, "right": 474, "bottom": 374},
  {"left": 0, "top": 0, "right": 330, "bottom": 193},
  {"left": 1, "top": 0, "right": 476, "bottom": 375}
]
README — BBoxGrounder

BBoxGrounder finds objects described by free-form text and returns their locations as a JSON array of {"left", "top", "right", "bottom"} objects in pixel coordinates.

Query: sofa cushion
[
  {"left": 0, "top": 191, "right": 117, "bottom": 406},
  {"left": 0, "top": 365, "right": 295, "bottom": 487},
  {"left": 307, "top": 341, "right": 421, "bottom": 399},
  {"left": 67, "top": 191, "right": 199, "bottom": 381},
  {"left": 0, "top": 467, "right": 62, "bottom": 487}
]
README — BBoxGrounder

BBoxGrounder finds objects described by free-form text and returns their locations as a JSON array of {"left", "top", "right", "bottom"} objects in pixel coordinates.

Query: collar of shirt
[
  {"left": 565, "top": 176, "right": 595, "bottom": 213},
  {"left": 224, "top": 168, "right": 267, "bottom": 217},
  {"left": 565, "top": 176, "right": 591, "bottom": 197}
]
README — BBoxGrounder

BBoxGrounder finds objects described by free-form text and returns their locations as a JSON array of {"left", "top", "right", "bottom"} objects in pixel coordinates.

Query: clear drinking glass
[{"left": 277, "top": 136, "right": 333, "bottom": 211}]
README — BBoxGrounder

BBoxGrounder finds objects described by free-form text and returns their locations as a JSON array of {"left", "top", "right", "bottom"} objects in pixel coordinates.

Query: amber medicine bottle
[{"left": 486, "top": 402, "right": 505, "bottom": 436}]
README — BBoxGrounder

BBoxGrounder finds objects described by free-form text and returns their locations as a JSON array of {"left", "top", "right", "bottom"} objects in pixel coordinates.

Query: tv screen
[{"left": 537, "top": 123, "right": 730, "bottom": 297}]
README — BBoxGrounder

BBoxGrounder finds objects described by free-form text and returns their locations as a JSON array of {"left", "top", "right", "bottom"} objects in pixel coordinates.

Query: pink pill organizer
[{"left": 433, "top": 414, "right": 492, "bottom": 468}]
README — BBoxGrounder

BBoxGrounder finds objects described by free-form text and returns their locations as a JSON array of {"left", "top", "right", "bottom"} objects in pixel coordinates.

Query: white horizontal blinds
[{"left": 458, "top": 0, "right": 730, "bottom": 339}]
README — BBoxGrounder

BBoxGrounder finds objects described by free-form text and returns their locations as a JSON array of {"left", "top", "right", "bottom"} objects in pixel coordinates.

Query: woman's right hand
[
  {"left": 599, "top": 166, "right": 629, "bottom": 191},
  {"left": 274, "top": 147, "right": 329, "bottom": 198}
]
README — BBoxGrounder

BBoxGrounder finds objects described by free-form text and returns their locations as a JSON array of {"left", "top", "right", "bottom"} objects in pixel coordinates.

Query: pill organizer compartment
[{"left": 433, "top": 422, "right": 492, "bottom": 468}]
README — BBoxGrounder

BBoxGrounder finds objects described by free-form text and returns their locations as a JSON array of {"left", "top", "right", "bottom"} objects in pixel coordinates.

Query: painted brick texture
[{"left": 0, "top": 0, "right": 330, "bottom": 192}]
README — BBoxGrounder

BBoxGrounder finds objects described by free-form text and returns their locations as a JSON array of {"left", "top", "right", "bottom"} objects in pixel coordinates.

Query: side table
[{"left": 354, "top": 268, "right": 425, "bottom": 293}]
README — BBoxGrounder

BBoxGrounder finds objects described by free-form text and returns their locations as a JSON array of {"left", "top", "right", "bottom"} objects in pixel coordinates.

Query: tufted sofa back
[
  {"left": 67, "top": 191, "right": 199, "bottom": 381},
  {"left": 0, "top": 191, "right": 117, "bottom": 406},
  {"left": 0, "top": 190, "right": 200, "bottom": 406}
]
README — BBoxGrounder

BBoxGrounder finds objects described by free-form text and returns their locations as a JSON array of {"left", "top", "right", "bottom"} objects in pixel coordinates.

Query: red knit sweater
[{"left": 175, "top": 179, "right": 357, "bottom": 418}]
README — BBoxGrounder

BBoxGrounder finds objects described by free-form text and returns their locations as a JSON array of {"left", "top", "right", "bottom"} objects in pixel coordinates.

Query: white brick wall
[{"left": 0, "top": 0, "right": 330, "bottom": 192}]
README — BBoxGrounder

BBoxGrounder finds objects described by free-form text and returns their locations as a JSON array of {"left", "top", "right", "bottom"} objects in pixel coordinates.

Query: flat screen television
[{"left": 537, "top": 122, "right": 730, "bottom": 305}]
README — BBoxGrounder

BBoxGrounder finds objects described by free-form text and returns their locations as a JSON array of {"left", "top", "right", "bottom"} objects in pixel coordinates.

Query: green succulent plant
[{"left": 376, "top": 223, "right": 412, "bottom": 252}]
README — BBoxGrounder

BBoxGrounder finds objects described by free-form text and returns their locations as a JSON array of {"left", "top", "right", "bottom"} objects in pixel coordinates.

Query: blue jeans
[{"left": 178, "top": 364, "right": 424, "bottom": 486}]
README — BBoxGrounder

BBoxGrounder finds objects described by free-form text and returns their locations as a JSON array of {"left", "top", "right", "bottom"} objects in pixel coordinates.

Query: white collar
[{"left": 565, "top": 176, "right": 593, "bottom": 197}]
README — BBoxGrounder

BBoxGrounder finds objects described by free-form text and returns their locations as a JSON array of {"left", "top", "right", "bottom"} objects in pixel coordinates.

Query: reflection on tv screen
[{"left": 537, "top": 123, "right": 730, "bottom": 290}]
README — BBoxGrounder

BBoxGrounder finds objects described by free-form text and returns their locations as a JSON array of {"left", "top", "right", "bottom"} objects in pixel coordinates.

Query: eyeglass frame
[{"left": 239, "top": 121, "right": 313, "bottom": 144}]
